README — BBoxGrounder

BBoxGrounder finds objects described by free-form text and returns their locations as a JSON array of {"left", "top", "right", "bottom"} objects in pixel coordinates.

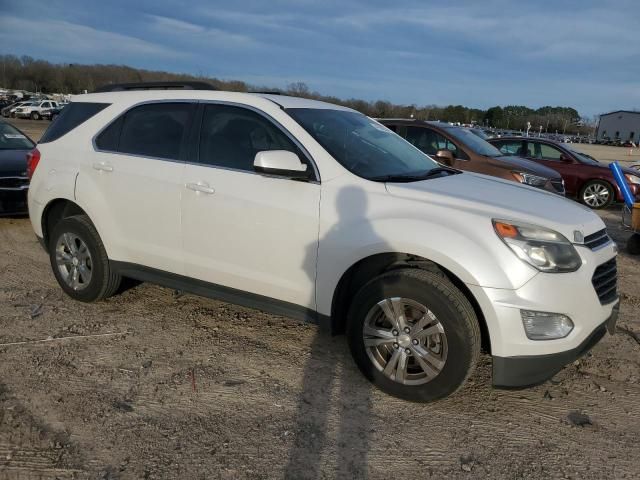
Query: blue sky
[{"left": 1, "top": 0, "right": 638, "bottom": 117}]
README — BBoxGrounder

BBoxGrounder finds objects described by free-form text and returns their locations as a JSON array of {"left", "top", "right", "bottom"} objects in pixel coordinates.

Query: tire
[
  {"left": 628, "top": 234, "right": 640, "bottom": 255},
  {"left": 30, "top": 111, "right": 41, "bottom": 120},
  {"left": 346, "top": 268, "right": 481, "bottom": 402},
  {"left": 49, "top": 215, "right": 121, "bottom": 302},
  {"left": 579, "top": 180, "right": 614, "bottom": 209}
]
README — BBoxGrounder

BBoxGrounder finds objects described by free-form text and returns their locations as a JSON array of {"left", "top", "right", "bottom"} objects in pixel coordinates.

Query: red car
[{"left": 489, "top": 137, "right": 640, "bottom": 209}]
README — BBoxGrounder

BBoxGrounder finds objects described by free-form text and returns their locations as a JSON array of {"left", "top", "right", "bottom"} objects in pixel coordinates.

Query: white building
[{"left": 596, "top": 110, "right": 640, "bottom": 142}]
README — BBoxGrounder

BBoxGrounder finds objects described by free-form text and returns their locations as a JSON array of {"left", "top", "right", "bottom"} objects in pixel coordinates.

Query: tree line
[{"left": 1, "top": 54, "right": 590, "bottom": 134}]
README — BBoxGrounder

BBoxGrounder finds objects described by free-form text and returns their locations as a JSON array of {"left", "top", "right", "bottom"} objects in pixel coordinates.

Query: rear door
[
  {"left": 76, "top": 101, "right": 196, "bottom": 274},
  {"left": 181, "top": 103, "right": 321, "bottom": 310}
]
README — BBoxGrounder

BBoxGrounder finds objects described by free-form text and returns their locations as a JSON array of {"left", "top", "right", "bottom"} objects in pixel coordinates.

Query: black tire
[
  {"left": 31, "top": 111, "right": 41, "bottom": 120},
  {"left": 628, "top": 234, "right": 640, "bottom": 255},
  {"left": 49, "top": 215, "right": 121, "bottom": 302},
  {"left": 579, "top": 180, "right": 614, "bottom": 209},
  {"left": 346, "top": 268, "right": 481, "bottom": 402}
]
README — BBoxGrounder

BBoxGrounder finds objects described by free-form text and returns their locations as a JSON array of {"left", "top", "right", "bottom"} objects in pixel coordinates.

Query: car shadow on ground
[{"left": 284, "top": 186, "right": 379, "bottom": 479}]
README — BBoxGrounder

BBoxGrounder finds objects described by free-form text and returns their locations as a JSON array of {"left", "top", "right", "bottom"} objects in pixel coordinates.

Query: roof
[
  {"left": 599, "top": 110, "right": 640, "bottom": 118},
  {"left": 377, "top": 118, "right": 457, "bottom": 127},
  {"left": 71, "top": 90, "right": 353, "bottom": 111}
]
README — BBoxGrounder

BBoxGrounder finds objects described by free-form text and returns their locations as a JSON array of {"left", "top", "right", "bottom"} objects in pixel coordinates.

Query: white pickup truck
[{"left": 14, "top": 100, "right": 59, "bottom": 120}]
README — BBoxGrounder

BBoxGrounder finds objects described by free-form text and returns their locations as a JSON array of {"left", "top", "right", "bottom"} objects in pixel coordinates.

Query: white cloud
[
  {"left": 145, "top": 14, "right": 258, "bottom": 47},
  {"left": 0, "top": 15, "right": 183, "bottom": 59}
]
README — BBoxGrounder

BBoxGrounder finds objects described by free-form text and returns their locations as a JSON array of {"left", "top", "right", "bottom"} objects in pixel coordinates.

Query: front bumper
[
  {"left": 492, "top": 303, "right": 618, "bottom": 387},
  {"left": 466, "top": 238, "right": 618, "bottom": 385}
]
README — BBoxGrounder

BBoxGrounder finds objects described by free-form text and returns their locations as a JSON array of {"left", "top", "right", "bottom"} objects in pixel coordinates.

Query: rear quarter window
[{"left": 39, "top": 102, "right": 109, "bottom": 143}]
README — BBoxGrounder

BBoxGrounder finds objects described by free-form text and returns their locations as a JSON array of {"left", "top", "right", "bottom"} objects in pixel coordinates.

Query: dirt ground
[{"left": 1, "top": 120, "right": 639, "bottom": 479}]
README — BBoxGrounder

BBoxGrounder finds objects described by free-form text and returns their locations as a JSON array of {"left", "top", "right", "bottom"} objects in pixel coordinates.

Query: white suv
[
  {"left": 27, "top": 82, "right": 619, "bottom": 402},
  {"left": 14, "top": 100, "right": 59, "bottom": 120}
]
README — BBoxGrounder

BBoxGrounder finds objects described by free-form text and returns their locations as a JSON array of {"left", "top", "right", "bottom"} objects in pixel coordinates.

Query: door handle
[
  {"left": 92, "top": 162, "right": 113, "bottom": 173},
  {"left": 186, "top": 182, "right": 215, "bottom": 194}
]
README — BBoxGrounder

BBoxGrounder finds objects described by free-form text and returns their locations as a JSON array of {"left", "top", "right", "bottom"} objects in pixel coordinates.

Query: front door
[{"left": 181, "top": 103, "right": 321, "bottom": 310}]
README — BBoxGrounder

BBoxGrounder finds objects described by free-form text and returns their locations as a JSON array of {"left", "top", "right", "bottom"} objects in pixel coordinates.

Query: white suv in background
[
  {"left": 27, "top": 82, "right": 619, "bottom": 402},
  {"left": 14, "top": 99, "right": 59, "bottom": 120}
]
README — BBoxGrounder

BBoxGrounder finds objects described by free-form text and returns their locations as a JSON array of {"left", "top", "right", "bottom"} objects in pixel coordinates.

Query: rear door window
[
  {"left": 117, "top": 103, "right": 196, "bottom": 160},
  {"left": 39, "top": 102, "right": 110, "bottom": 143}
]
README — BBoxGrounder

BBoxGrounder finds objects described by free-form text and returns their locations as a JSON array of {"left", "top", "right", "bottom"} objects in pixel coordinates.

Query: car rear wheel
[
  {"left": 579, "top": 180, "right": 614, "bottom": 209},
  {"left": 49, "top": 215, "right": 121, "bottom": 302},
  {"left": 30, "top": 111, "right": 41, "bottom": 120},
  {"left": 346, "top": 268, "right": 481, "bottom": 402}
]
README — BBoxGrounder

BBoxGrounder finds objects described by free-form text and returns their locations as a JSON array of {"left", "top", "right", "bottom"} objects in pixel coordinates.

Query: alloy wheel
[
  {"left": 363, "top": 297, "right": 448, "bottom": 385},
  {"left": 582, "top": 183, "right": 610, "bottom": 208},
  {"left": 55, "top": 233, "right": 93, "bottom": 291}
]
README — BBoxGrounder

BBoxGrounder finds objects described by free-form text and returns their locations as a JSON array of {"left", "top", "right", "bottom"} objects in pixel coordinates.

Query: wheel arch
[
  {"left": 329, "top": 252, "right": 491, "bottom": 353},
  {"left": 41, "top": 198, "right": 89, "bottom": 247}
]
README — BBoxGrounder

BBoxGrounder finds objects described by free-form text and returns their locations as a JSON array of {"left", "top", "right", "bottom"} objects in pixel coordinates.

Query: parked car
[
  {"left": 489, "top": 137, "right": 640, "bottom": 209},
  {"left": 0, "top": 121, "right": 35, "bottom": 215},
  {"left": 379, "top": 119, "right": 565, "bottom": 195},
  {"left": 43, "top": 103, "right": 66, "bottom": 121},
  {"left": 28, "top": 82, "right": 618, "bottom": 402},
  {"left": 14, "top": 100, "right": 60, "bottom": 120},
  {"left": 2, "top": 101, "right": 33, "bottom": 118}
]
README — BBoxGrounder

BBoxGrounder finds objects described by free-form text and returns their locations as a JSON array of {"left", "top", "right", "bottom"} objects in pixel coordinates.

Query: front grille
[
  {"left": 0, "top": 177, "right": 29, "bottom": 190},
  {"left": 592, "top": 258, "right": 618, "bottom": 305},
  {"left": 551, "top": 179, "right": 565, "bottom": 194},
  {"left": 584, "top": 229, "right": 611, "bottom": 250}
]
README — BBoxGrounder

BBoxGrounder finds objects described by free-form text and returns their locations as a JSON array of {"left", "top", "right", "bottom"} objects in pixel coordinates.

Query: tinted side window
[
  {"left": 198, "top": 104, "right": 300, "bottom": 172},
  {"left": 118, "top": 103, "right": 195, "bottom": 160},
  {"left": 405, "top": 126, "right": 461, "bottom": 157},
  {"left": 527, "top": 142, "right": 563, "bottom": 161},
  {"left": 384, "top": 124, "right": 397, "bottom": 132},
  {"left": 39, "top": 102, "right": 109, "bottom": 143},
  {"left": 95, "top": 116, "right": 124, "bottom": 151},
  {"left": 495, "top": 140, "right": 524, "bottom": 155}
]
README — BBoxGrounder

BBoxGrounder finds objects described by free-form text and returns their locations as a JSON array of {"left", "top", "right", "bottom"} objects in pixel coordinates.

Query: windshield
[
  {"left": 286, "top": 108, "right": 439, "bottom": 180},
  {"left": 566, "top": 145, "right": 599, "bottom": 165},
  {"left": 0, "top": 123, "right": 35, "bottom": 150},
  {"left": 443, "top": 126, "right": 503, "bottom": 157}
]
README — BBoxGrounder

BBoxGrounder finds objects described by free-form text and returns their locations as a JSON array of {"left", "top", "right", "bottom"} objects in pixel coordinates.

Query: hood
[
  {"left": 0, "top": 149, "right": 30, "bottom": 177},
  {"left": 486, "top": 155, "right": 562, "bottom": 180},
  {"left": 385, "top": 172, "right": 604, "bottom": 240}
]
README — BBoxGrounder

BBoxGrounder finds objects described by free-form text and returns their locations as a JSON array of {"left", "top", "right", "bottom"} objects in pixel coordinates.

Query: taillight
[{"left": 26, "top": 148, "right": 41, "bottom": 179}]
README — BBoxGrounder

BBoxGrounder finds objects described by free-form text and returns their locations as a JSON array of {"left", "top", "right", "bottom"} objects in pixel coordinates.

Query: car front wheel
[
  {"left": 347, "top": 268, "right": 481, "bottom": 402},
  {"left": 49, "top": 215, "right": 121, "bottom": 302},
  {"left": 579, "top": 180, "right": 614, "bottom": 209}
]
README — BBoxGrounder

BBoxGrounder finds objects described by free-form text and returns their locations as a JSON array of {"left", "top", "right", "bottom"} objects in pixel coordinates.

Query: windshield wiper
[{"left": 370, "top": 167, "right": 460, "bottom": 183}]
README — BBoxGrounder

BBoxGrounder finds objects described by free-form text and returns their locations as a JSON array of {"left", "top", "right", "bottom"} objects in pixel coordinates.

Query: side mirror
[
  {"left": 435, "top": 149, "right": 454, "bottom": 165},
  {"left": 253, "top": 150, "right": 310, "bottom": 179},
  {"left": 559, "top": 153, "right": 571, "bottom": 162}
]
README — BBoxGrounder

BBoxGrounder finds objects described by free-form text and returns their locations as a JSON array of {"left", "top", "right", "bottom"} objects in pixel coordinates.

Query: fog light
[{"left": 521, "top": 310, "right": 574, "bottom": 340}]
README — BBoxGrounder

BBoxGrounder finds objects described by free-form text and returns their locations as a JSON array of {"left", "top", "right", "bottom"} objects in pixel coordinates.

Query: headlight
[
  {"left": 493, "top": 220, "right": 582, "bottom": 272},
  {"left": 512, "top": 172, "right": 548, "bottom": 188},
  {"left": 625, "top": 173, "right": 640, "bottom": 185}
]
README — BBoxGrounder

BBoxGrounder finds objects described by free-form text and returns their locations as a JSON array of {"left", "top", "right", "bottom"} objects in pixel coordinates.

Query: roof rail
[
  {"left": 249, "top": 91, "right": 284, "bottom": 95},
  {"left": 93, "top": 81, "right": 218, "bottom": 93}
]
